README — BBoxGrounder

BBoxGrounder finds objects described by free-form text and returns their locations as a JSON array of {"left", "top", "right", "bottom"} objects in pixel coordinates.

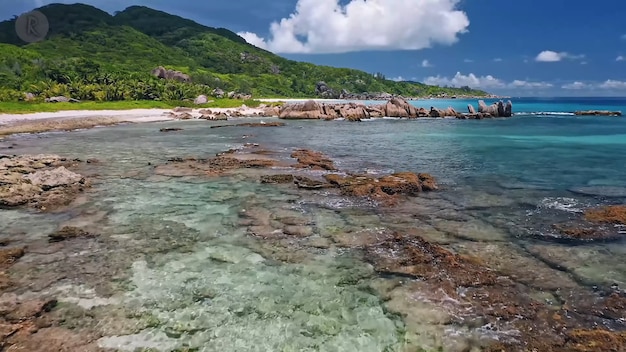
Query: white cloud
[
  {"left": 562, "top": 80, "right": 626, "bottom": 90},
  {"left": 424, "top": 72, "right": 505, "bottom": 89},
  {"left": 238, "top": 0, "right": 470, "bottom": 53},
  {"left": 493, "top": 58, "right": 503, "bottom": 62},
  {"left": 598, "top": 80, "right": 626, "bottom": 89},
  {"left": 617, "top": 56, "right": 625, "bottom": 62},
  {"left": 463, "top": 59, "right": 473, "bottom": 63},
  {"left": 424, "top": 72, "right": 552, "bottom": 90},
  {"left": 421, "top": 59, "right": 433, "bottom": 68},
  {"left": 510, "top": 80, "right": 553, "bottom": 89},
  {"left": 535, "top": 50, "right": 585, "bottom": 62},
  {"left": 390, "top": 76, "right": 405, "bottom": 82},
  {"left": 535, "top": 50, "right": 562, "bottom": 62},
  {"left": 562, "top": 81, "right": 587, "bottom": 90},
  {"left": 621, "top": 34, "right": 626, "bottom": 40}
]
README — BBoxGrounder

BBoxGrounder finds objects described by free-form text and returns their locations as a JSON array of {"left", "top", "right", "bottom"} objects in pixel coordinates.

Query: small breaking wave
[{"left": 538, "top": 197, "right": 584, "bottom": 213}]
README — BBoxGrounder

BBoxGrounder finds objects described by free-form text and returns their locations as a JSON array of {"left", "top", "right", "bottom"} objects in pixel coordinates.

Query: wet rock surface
[
  {"left": 2, "top": 142, "right": 625, "bottom": 351},
  {"left": 363, "top": 232, "right": 626, "bottom": 351},
  {"left": 324, "top": 172, "right": 438, "bottom": 205},
  {"left": 291, "top": 149, "right": 337, "bottom": 170},
  {"left": 549, "top": 205, "right": 626, "bottom": 242},
  {"left": 0, "top": 155, "right": 90, "bottom": 211}
]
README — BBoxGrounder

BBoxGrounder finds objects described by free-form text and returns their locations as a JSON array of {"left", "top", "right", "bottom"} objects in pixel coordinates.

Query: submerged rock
[
  {"left": 159, "top": 128, "right": 184, "bottom": 132},
  {"left": 574, "top": 110, "right": 622, "bottom": 116},
  {"left": 569, "top": 186, "right": 626, "bottom": 197},
  {"left": 210, "top": 122, "right": 285, "bottom": 129},
  {"left": 363, "top": 232, "right": 626, "bottom": 351},
  {"left": 48, "top": 226, "right": 95, "bottom": 242}
]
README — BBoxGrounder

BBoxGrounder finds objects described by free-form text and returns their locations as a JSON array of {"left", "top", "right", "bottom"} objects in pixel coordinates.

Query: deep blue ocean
[{"left": 1, "top": 97, "right": 625, "bottom": 351}]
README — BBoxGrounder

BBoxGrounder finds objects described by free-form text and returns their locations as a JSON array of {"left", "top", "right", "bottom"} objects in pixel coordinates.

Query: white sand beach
[
  {"left": 0, "top": 105, "right": 272, "bottom": 137},
  {"left": 0, "top": 105, "right": 272, "bottom": 126}
]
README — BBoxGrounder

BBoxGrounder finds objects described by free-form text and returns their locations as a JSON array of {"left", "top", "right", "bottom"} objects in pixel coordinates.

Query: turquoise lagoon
[{"left": 1, "top": 97, "right": 626, "bottom": 351}]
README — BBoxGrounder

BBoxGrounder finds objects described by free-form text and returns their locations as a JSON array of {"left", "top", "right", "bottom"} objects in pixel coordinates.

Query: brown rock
[
  {"left": 323, "top": 172, "right": 438, "bottom": 205},
  {"left": 584, "top": 205, "right": 626, "bottom": 224},
  {"left": 384, "top": 97, "right": 411, "bottom": 117},
  {"left": 0, "top": 247, "right": 24, "bottom": 267},
  {"left": 279, "top": 100, "right": 325, "bottom": 119},
  {"left": 290, "top": 149, "right": 337, "bottom": 170},
  {"left": 365, "top": 233, "right": 498, "bottom": 287},
  {"left": 563, "top": 329, "right": 626, "bottom": 352}
]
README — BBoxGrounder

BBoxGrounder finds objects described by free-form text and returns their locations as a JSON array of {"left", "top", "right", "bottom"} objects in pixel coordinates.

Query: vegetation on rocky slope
[{"left": 0, "top": 3, "right": 489, "bottom": 103}]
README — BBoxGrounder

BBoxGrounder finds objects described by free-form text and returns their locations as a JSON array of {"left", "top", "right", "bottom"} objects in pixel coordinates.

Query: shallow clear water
[{"left": 2, "top": 98, "right": 626, "bottom": 351}]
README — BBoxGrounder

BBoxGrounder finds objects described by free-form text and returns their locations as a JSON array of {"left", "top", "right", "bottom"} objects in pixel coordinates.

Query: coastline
[{"left": 0, "top": 105, "right": 269, "bottom": 137}]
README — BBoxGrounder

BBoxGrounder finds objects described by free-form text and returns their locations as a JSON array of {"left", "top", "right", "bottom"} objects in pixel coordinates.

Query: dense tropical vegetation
[{"left": 0, "top": 3, "right": 489, "bottom": 104}]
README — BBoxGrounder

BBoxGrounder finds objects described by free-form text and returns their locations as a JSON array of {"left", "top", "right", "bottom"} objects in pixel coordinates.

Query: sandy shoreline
[
  {"left": 0, "top": 106, "right": 269, "bottom": 125},
  {"left": 0, "top": 106, "right": 271, "bottom": 137}
]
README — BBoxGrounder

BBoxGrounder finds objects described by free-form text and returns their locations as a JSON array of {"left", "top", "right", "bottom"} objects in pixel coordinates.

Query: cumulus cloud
[
  {"left": 391, "top": 76, "right": 405, "bottom": 82},
  {"left": 424, "top": 72, "right": 505, "bottom": 89},
  {"left": 617, "top": 56, "right": 625, "bottom": 62},
  {"left": 424, "top": 72, "right": 553, "bottom": 90},
  {"left": 421, "top": 59, "right": 433, "bottom": 68},
  {"left": 238, "top": 0, "right": 470, "bottom": 53},
  {"left": 535, "top": 50, "right": 585, "bottom": 62}
]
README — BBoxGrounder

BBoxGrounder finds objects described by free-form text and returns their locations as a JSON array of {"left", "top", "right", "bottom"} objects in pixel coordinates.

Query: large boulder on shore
[
  {"left": 279, "top": 100, "right": 325, "bottom": 119},
  {"left": 384, "top": 97, "right": 411, "bottom": 117}
]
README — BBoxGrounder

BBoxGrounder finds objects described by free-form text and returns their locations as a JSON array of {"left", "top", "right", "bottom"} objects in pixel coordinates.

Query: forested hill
[{"left": 0, "top": 3, "right": 489, "bottom": 102}]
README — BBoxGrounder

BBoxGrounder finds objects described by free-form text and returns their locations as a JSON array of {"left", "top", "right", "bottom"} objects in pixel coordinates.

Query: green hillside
[{"left": 0, "top": 3, "right": 489, "bottom": 103}]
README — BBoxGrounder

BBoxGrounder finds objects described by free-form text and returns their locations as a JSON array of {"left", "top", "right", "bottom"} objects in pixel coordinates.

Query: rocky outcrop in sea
[
  {"left": 0, "top": 154, "right": 91, "bottom": 211},
  {"left": 278, "top": 97, "right": 514, "bottom": 121}
]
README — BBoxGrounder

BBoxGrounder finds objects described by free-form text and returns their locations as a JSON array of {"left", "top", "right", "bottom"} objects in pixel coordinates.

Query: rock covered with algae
[{"left": 550, "top": 204, "right": 626, "bottom": 242}]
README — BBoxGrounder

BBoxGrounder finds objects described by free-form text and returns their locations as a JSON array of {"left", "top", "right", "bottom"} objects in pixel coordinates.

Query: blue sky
[{"left": 3, "top": 0, "right": 626, "bottom": 96}]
